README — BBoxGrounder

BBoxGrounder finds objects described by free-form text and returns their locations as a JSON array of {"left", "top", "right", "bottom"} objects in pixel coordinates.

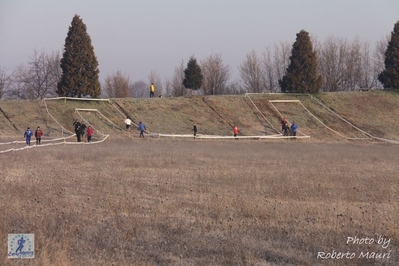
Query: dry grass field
[
  {"left": 1, "top": 91, "right": 399, "bottom": 265},
  {"left": 1, "top": 138, "right": 398, "bottom": 265}
]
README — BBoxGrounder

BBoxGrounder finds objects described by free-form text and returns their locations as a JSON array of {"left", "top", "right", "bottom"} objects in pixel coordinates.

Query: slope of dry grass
[
  {"left": 1, "top": 139, "right": 398, "bottom": 265},
  {"left": 1, "top": 90, "right": 399, "bottom": 142}
]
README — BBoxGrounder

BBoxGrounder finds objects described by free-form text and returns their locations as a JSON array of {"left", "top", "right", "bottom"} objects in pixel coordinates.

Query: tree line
[{"left": 1, "top": 16, "right": 398, "bottom": 100}]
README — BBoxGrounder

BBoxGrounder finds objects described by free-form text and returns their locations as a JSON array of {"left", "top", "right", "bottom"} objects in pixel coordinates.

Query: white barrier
[
  {"left": 195, "top": 135, "right": 309, "bottom": 140},
  {"left": 309, "top": 95, "right": 399, "bottom": 144},
  {"left": 268, "top": 99, "right": 344, "bottom": 139},
  {"left": 44, "top": 97, "right": 110, "bottom": 102},
  {"left": 155, "top": 133, "right": 309, "bottom": 140},
  {"left": 75, "top": 108, "right": 124, "bottom": 135},
  {"left": 0, "top": 134, "right": 109, "bottom": 154},
  {"left": 245, "top": 92, "right": 399, "bottom": 144},
  {"left": 43, "top": 98, "right": 74, "bottom": 135},
  {"left": 244, "top": 94, "right": 281, "bottom": 134},
  {"left": 0, "top": 97, "right": 114, "bottom": 154},
  {"left": 109, "top": 101, "right": 139, "bottom": 128}
]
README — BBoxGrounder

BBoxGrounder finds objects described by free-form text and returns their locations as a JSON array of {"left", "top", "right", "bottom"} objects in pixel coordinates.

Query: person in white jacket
[{"left": 124, "top": 117, "right": 132, "bottom": 130}]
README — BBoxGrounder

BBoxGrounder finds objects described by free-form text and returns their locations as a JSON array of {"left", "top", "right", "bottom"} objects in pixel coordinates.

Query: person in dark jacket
[
  {"left": 35, "top": 126, "right": 44, "bottom": 145},
  {"left": 281, "top": 117, "right": 287, "bottom": 134},
  {"left": 138, "top": 121, "right": 146, "bottom": 138},
  {"left": 73, "top": 119, "right": 81, "bottom": 142},
  {"left": 24, "top": 127, "right": 33, "bottom": 146},
  {"left": 192, "top": 123, "right": 197, "bottom": 138},
  {"left": 283, "top": 122, "right": 289, "bottom": 136},
  {"left": 80, "top": 121, "right": 86, "bottom": 139},
  {"left": 291, "top": 122, "right": 298, "bottom": 137}
]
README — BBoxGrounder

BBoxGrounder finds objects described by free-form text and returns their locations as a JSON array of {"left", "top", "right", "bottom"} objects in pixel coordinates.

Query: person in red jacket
[
  {"left": 87, "top": 126, "right": 94, "bottom": 142},
  {"left": 35, "top": 126, "right": 43, "bottom": 145},
  {"left": 233, "top": 125, "right": 239, "bottom": 140}
]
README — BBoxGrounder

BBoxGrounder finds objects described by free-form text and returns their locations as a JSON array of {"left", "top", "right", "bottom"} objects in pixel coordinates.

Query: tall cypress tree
[
  {"left": 57, "top": 15, "right": 101, "bottom": 98},
  {"left": 183, "top": 56, "right": 203, "bottom": 91},
  {"left": 279, "top": 30, "right": 322, "bottom": 93},
  {"left": 378, "top": 21, "right": 399, "bottom": 89}
]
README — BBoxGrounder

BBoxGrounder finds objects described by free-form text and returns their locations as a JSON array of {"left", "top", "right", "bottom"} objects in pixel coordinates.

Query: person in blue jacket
[
  {"left": 290, "top": 121, "right": 298, "bottom": 136},
  {"left": 24, "top": 127, "right": 33, "bottom": 146},
  {"left": 138, "top": 121, "right": 146, "bottom": 138}
]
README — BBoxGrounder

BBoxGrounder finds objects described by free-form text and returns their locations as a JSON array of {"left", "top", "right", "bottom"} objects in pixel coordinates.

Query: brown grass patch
[{"left": 1, "top": 139, "right": 398, "bottom": 265}]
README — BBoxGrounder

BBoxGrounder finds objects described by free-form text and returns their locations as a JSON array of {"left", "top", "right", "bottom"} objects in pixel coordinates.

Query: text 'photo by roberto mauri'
[{"left": 317, "top": 235, "right": 392, "bottom": 260}]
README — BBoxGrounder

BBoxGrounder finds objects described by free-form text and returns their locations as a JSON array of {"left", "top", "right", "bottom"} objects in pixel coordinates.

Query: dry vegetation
[
  {"left": 1, "top": 91, "right": 399, "bottom": 265},
  {"left": 1, "top": 91, "right": 399, "bottom": 142},
  {"left": 1, "top": 139, "right": 398, "bottom": 265}
]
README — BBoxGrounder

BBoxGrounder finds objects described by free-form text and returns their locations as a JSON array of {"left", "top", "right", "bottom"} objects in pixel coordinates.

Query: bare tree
[
  {"left": 358, "top": 40, "right": 374, "bottom": 88},
  {"left": 6, "top": 65, "right": 34, "bottom": 99},
  {"left": 0, "top": 66, "right": 11, "bottom": 99},
  {"left": 224, "top": 79, "right": 246, "bottom": 95},
  {"left": 2, "top": 51, "right": 61, "bottom": 99},
  {"left": 262, "top": 42, "right": 291, "bottom": 92},
  {"left": 316, "top": 36, "right": 350, "bottom": 91},
  {"left": 148, "top": 70, "right": 163, "bottom": 97},
  {"left": 131, "top": 80, "right": 148, "bottom": 98},
  {"left": 334, "top": 38, "right": 377, "bottom": 91},
  {"left": 373, "top": 35, "right": 390, "bottom": 89},
  {"left": 201, "top": 53, "right": 230, "bottom": 95},
  {"left": 27, "top": 50, "right": 60, "bottom": 99},
  {"left": 104, "top": 70, "right": 130, "bottom": 98},
  {"left": 170, "top": 60, "right": 185, "bottom": 97},
  {"left": 343, "top": 37, "right": 364, "bottom": 91},
  {"left": 239, "top": 50, "right": 265, "bottom": 93},
  {"left": 263, "top": 47, "right": 275, "bottom": 92},
  {"left": 163, "top": 78, "right": 172, "bottom": 97},
  {"left": 316, "top": 36, "right": 387, "bottom": 91}
]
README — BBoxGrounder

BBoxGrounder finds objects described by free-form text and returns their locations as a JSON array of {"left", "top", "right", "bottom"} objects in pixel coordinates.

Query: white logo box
[{"left": 8, "top": 234, "right": 35, "bottom": 259}]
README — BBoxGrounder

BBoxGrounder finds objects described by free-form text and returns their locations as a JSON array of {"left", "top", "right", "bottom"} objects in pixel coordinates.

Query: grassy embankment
[{"left": 1, "top": 90, "right": 399, "bottom": 142}]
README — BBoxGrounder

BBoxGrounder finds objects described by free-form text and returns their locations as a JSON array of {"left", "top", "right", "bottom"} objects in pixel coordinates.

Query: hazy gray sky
[{"left": 1, "top": 0, "right": 398, "bottom": 83}]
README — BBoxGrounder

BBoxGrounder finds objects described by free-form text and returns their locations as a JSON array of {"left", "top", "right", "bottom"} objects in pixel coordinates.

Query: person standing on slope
[
  {"left": 87, "top": 126, "right": 94, "bottom": 142},
  {"left": 80, "top": 121, "right": 86, "bottom": 140},
  {"left": 150, "top": 83, "right": 155, "bottom": 98},
  {"left": 24, "top": 127, "right": 33, "bottom": 146},
  {"left": 35, "top": 126, "right": 44, "bottom": 145},
  {"left": 192, "top": 123, "right": 197, "bottom": 138},
  {"left": 233, "top": 125, "right": 239, "bottom": 140},
  {"left": 73, "top": 119, "right": 81, "bottom": 142},
  {"left": 281, "top": 117, "right": 287, "bottom": 133},
  {"left": 124, "top": 117, "right": 132, "bottom": 130},
  {"left": 138, "top": 121, "right": 147, "bottom": 138},
  {"left": 290, "top": 121, "right": 298, "bottom": 137}
]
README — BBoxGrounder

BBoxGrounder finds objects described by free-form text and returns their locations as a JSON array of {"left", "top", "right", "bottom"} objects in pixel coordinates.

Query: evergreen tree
[
  {"left": 57, "top": 15, "right": 101, "bottom": 98},
  {"left": 378, "top": 21, "right": 399, "bottom": 89},
  {"left": 183, "top": 56, "right": 203, "bottom": 91},
  {"left": 279, "top": 30, "right": 322, "bottom": 93}
]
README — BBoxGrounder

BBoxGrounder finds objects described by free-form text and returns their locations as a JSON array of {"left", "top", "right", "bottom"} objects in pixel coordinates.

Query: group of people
[
  {"left": 24, "top": 126, "right": 43, "bottom": 146},
  {"left": 24, "top": 117, "right": 298, "bottom": 145},
  {"left": 124, "top": 117, "right": 147, "bottom": 138},
  {"left": 24, "top": 122, "right": 94, "bottom": 145},
  {"left": 189, "top": 119, "right": 298, "bottom": 140},
  {"left": 126, "top": 87, "right": 300, "bottom": 140},
  {"left": 281, "top": 117, "right": 299, "bottom": 137},
  {"left": 73, "top": 119, "right": 94, "bottom": 142}
]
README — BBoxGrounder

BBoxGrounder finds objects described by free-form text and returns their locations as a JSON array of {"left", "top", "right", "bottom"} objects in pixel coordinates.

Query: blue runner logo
[{"left": 8, "top": 234, "right": 34, "bottom": 259}]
